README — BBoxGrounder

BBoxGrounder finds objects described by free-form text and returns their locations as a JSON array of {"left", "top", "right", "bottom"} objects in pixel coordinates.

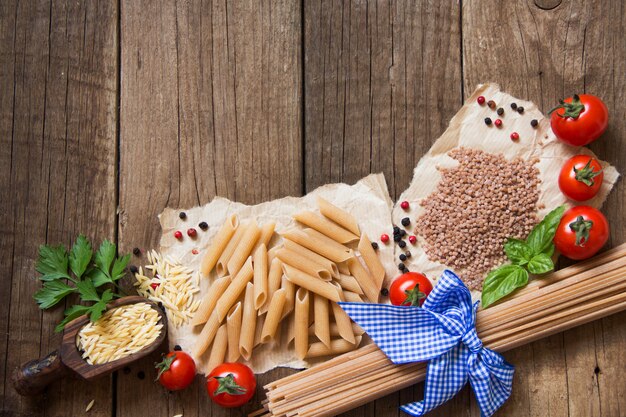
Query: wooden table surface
[{"left": 2, "top": 0, "right": 625, "bottom": 416}]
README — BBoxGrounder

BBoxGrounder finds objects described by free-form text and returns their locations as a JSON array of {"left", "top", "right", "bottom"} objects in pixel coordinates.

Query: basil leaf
[
  {"left": 526, "top": 206, "right": 566, "bottom": 256},
  {"left": 69, "top": 235, "right": 93, "bottom": 279},
  {"left": 527, "top": 253, "right": 555, "bottom": 275},
  {"left": 481, "top": 265, "right": 529, "bottom": 308},
  {"left": 504, "top": 238, "right": 533, "bottom": 266}
]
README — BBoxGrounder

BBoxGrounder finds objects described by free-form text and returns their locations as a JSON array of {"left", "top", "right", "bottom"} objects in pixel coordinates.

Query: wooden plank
[
  {"left": 304, "top": 0, "right": 461, "bottom": 415},
  {"left": 0, "top": 0, "right": 118, "bottom": 415},
  {"left": 117, "top": 0, "right": 302, "bottom": 415},
  {"left": 463, "top": 1, "right": 626, "bottom": 416}
]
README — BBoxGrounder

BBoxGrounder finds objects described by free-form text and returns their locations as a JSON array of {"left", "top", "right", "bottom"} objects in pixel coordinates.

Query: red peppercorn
[
  {"left": 494, "top": 119, "right": 502, "bottom": 127},
  {"left": 477, "top": 96, "right": 485, "bottom": 105},
  {"left": 380, "top": 234, "right": 390, "bottom": 244},
  {"left": 187, "top": 228, "right": 197, "bottom": 238},
  {"left": 510, "top": 132, "right": 520, "bottom": 141},
  {"left": 174, "top": 230, "right": 183, "bottom": 239},
  {"left": 400, "top": 201, "right": 410, "bottom": 210},
  {"left": 487, "top": 100, "right": 496, "bottom": 109},
  {"left": 150, "top": 283, "right": 160, "bottom": 290},
  {"left": 191, "top": 249, "right": 199, "bottom": 255},
  {"left": 408, "top": 235, "right": 417, "bottom": 244}
]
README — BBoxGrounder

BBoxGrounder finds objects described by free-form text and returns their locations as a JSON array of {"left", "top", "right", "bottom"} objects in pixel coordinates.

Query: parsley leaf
[
  {"left": 69, "top": 235, "right": 93, "bottom": 279},
  {"left": 36, "top": 245, "right": 71, "bottom": 281},
  {"left": 34, "top": 280, "right": 77, "bottom": 309},
  {"left": 55, "top": 305, "right": 91, "bottom": 333},
  {"left": 76, "top": 278, "right": 101, "bottom": 302},
  {"left": 111, "top": 254, "right": 130, "bottom": 282},
  {"left": 94, "top": 240, "right": 116, "bottom": 278},
  {"left": 89, "top": 290, "right": 114, "bottom": 322}
]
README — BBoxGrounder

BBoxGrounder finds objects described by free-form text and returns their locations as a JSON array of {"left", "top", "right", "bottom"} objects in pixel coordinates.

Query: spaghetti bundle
[{"left": 254, "top": 243, "right": 626, "bottom": 417}]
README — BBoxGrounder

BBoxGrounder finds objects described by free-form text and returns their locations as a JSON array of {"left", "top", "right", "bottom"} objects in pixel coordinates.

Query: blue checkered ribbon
[{"left": 339, "top": 270, "right": 514, "bottom": 417}]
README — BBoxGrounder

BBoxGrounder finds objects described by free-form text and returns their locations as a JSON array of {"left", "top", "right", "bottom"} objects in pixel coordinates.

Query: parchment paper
[
  {"left": 157, "top": 174, "right": 395, "bottom": 374},
  {"left": 393, "top": 83, "right": 620, "bottom": 296}
]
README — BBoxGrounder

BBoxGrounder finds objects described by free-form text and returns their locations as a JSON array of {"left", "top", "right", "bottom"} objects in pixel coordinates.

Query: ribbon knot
[{"left": 339, "top": 270, "right": 514, "bottom": 417}]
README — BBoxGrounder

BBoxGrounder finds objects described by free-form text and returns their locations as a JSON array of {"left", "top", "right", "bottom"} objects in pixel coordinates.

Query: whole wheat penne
[
  {"left": 253, "top": 221, "right": 276, "bottom": 253},
  {"left": 347, "top": 256, "right": 379, "bottom": 303},
  {"left": 306, "top": 336, "right": 362, "bottom": 358},
  {"left": 313, "top": 294, "right": 331, "bottom": 348},
  {"left": 207, "top": 324, "right": 228, "bottom": 372},
  {"left": 216, "top": 222, "right": 249, "bottom": 276},
  {"left": 191, "top": 276, "right": 232, "bottom": 326},
  {"left": 335, "top": 273, "right": 363, "bottom": 294},
  {"left": 284, "top": 239, "right": 339, "bottom": 278},
  {"left": 317, "top": 196, "right": 360, "bottom": 236},
  {"left": 226, "top": 302, "right": 242, "bottom": 362},
  {"left": 227, "top": 220, "right": 261, "bottom": 277},
  {"left": 358, "top": 234, "right": 386, "bottom": 290},
  {"left": 281, "top": 229, "right": 351, "bottom": 263},
  {"left": 281, "top": 275, "right": 296, "bottom": 318},
  {"left": 191, "top": 310, "right": 220, "bottom": 358},
  {"left": 294, "top": 288, "right": 310, "bottom": 360},
  {"left": 284, "top": 313, "right": 296, "bottom": 346},
  {"left": 343, "top": 290, "right": 364, "bottom": 303},
  {"left": 254, "top": 315, "right": 266, "bottom": 347},
  {"left": 276, "top": 247, "right": 332, "bottom": 281},
  {"left": 308, "top": 322, "right": 364, "bottom": 337},
  {"left": 261, "top": 289, "right": 286, "bottom": 343},
  {"left": 282, "top": 264, "right": 341, "bottom": 302},
  {"left": 253, "top": 244, "right": 269, "bottom": 309},
  {"left": 239, "top": 283, "right": 257, "bottom": 360},
  {"left": 260, "top": 258, "right": 283, "bottom": 315},
  {"left": 293, "top": 211, "right": 359, "bottom": 244},
  {"left": 216, "top": 257, "right": 254, "bottom": 321},
  {"left": 329, "top": 282, "right": 355, "bottom": 344},
  {"left": 200, "top": 214, "right": 239, "bottom": 276}
]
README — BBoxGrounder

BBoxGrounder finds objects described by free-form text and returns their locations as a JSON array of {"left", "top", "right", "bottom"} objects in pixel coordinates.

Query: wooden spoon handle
[{"left": 12, "top": 350, "right": 71, "bottom": 396}]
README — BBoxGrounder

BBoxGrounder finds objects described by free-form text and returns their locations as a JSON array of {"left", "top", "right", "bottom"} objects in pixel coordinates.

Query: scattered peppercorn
[
  {"left": 393, "top": 234, "right": 401, "bottom": 243},
  {"left": 179, "top": 212, "right": 187, "bottom": 220},
  {"left": 401, "top": 217, "right": 411, "bottom": 227},
  {"left": 477, "top": 96, "right": 485, "bottom": 105},
  {"left": 130, "top": 265, "right": 138, "bottom": 274},
  {"left": 409, "top": 235, "right": 417, "bottom": 244},
  {"left": 187, "top": 228, "right": 197, "bottom": 238},
  {"left": 494, "top": 119, "right": 502, "bottom": 127},
  {"left": 199, "top": 221, "right": 208, "bottom": 231},
  {"left": 380, "top": 234, "right": 389, "bottom": 243},
  {"left": 405, "top": 251, "right": 412, "bottom": 258},
  {"left": 398, "top": 240, "right": 406, "bottom": 249},
  {"left": 380, "top": 288, "right": 389, "bottom": 297},
  {"left": 487, "top": 100, "right": 496, "bottom": 109},
  {"left": 530, "top": 119, "right": 538, "bottom": 128},
  {"left": 393, "top": 226, "right": 400, "bottom": 234},
  {"left": 497, "top": 107, "right": 504, "bottom": 116},
  {"left": 371, "top": 242, "right": 379, "bottom": 250},
  {"left": 137, "top": 371, "right": 145, "bottom": 380},
  {"left": 510, "top": 102, "right": 518, "bottom": 110},
  {"left": 174, "top": 345, "right": 182, "bottom": 351},
  {"left": 123, "top": 366, "right": 131, "bottom": 374},
  {"left": 399, "top": 253, "right": 407, "bottom": 262},
  {"left": 484, "top": 117, "right": 492, "bottom": 126},
  {"left": 517, "top": 106, "right": 524, "bottom": 114},
  {"left": 510, "top": 132, "right": 520, "bottom": 141},
  {"left": 174, "top": 231, "right": 183, "bottom": 239},
  {"left": 400, "top": 230, "right": 407, "bottom": 237},
  {"left": 191, "top": 249, "right": 199, "bottom": 255},
  {"left": 400, "top": 200, "right": 410, "bottom": 210},
  {"left": 398, "top": 263, "right": 406, "bottom": 271},
  {"left": 150, "top": 283, "right": 160, "bottom": 290}
]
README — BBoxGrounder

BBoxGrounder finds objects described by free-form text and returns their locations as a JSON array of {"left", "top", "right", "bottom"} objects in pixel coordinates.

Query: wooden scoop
[{"left": 12, "top": 296, "right": 167, "bottom": 396}]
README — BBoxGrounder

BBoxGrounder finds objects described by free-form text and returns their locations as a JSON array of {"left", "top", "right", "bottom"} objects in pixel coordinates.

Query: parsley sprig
[{"left": 33, "top": 235, "right": 130, "bottom": 332}]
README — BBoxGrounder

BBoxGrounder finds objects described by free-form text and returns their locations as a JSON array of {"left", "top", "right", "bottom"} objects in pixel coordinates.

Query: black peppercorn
[
  {"left": 137, "top": 371, "right": 145, "bottom": 380},
  {"left": 400, "top": 229, "right": 407, "bottom": 237},
  {"left": 133, "top": 247, "right": 141, "bottom": 256},
  {"left": 174, "top": 345, "right": 182, "bottom": 351},
  {"left": 199, "top": 221, "right": 208, "bottom": 231},
  {"left": 380, "top": 288, "right": 389, "bottom": 297},
  {"left": 123, "top": 366, "right": 131, "bottom": 374},
  {"left": 401, "top": 217, "right": 411, "bottom": 227},
  {"left": 484, "top": 117, "right": 492, "bottom": 125},
  {"left": 398, "top": 240, "right": 406, "bottom": 249},
  {"left": 497, "top": 107, "right": 504, "bottom": 116},
  {"left": 405, "top": 251, "right": 412, "bottom": 258},
  {"left": 517, "top": 106, "right": 524, "bottom": 114},
  {"left": 399, "top": 253, "right": 407, "bottom": 262},
  {"left": 398, "top": 263, "right": 406, "bottom": 271},
  {"left": 179, "top": 212, "right": 187, "bottom": 220},
  {"left": 393, "top": 234, "right": 401, "bottom": 242},
  {"left": 393, "top": 226, "right": 400, "bottom": 234},
  {"left": 130, "top": 265, "right": 138, "bottom": 274},
  {"left": 371, "top": 242, "right": 379, "bottom": 250},
  {"left": 510, "top": 102, "right": 517, "bottom": 110},
  {"left": 530, "top": 119, "right": 538, "bottom": 128}
]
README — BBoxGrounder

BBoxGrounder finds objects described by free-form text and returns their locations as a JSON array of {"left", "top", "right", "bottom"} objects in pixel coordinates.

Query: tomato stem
[
  {"left": 573, "top": 159, "right": 603, "bottom": 187},
  {"left": 212, "top": 373, "right": 247, "bottom": 396},
  {"left": 155, "top": 353, "right": 176, "bottom": 381},
  {"left": 403, "top": 284, "right": 426, "bottom": 307},
  {"left": 569, "top": 215, "right": 594, "bottom": 246},
  {"left": 549, "top": 94, "right": 585, "bottom": 118}
]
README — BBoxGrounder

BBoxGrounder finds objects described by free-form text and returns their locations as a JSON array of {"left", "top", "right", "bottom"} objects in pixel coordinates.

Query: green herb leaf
[
  {"left": 527, "top": 253, "right": 555, "bottom": 275},
  {"left": 34, "top": 280, "right": 77, "bottom": 309},
  {"left": 75, "top": 278, "right": 100, "bottom": 302},
  {"left": 69, "top": 235, "right": 93, "bottom": 279},
  {"left": 111, "top": 254, "right": 130, "bottom": 282},
  {"left": 89, "top": 289, "right": 114, "bottom": 322},
  {"left": 481, "top": 265, "right": 529, "bottom": 308},
  {"left": 90, "top": 269, "right": 112, "bottom": 288},
  {"left": 504, "top": 238, "right": 533, "bottom": 266},
  {"left": 526, "top": 206, "right": 566, "bottom": 256},
  {"left": 36, "top": 245, "right": 70, "bottom": 281},
  {"left": 94, "top": 239, "right": 116, "bottom": 279},
  {"left": 55, "top": 305, "right": 91, "bottom": 333}
]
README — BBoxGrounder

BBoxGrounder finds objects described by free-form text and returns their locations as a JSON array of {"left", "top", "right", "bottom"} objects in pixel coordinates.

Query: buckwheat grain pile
[{"left": 415, "top": 147, "right": 541, "bottom": 290}]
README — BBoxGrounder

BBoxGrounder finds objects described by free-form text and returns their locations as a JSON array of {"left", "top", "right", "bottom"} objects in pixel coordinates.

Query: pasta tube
[
  {"left": 293, "top": 211, "right": 359, "bottom": 244},
  {"left": 317, "top": 196, "right": 360, "bottom": 236},
  {"left": 226, "top": 302, "right": 242, "bottom": 362},
  {"left": 239, "top": 282, "right": 257, "bottom": 360},
  {"left": 358, "top": 234, "right": 386, "bottom": 290},
  {"left": 191, "top": 310, "right": 220, "bottom": 358},
  {"left": 276, "top": 247, "right": 332, "bottom": 281},
  {"left": 282, "top": 264, "right": 341, "bottom": 302},
  {"left": 227, "top": 220, "right": 261, "bottom": 277},
  {"left": 280, "top": 275, "right": 296, "bottom": 318},
  {"left": 191, "top": 276, "right": 231, "bottom": 326},
  {"left": 306, "top": 336, "right": 362, "bottom": 358},
  {"left": 283, "top": 239, "right": 339, "bottom": 278},
  {"left": 253, "top": 244, "right": 269, "bottom": 309},
  {"left": 207, "top": 324, "right": 228, "bottom": 372},
  {"left": 216, "top": 257, "right": 254, "bottom": 321},
  {"left": 261, "top": 289, "right": 286, "bottom": 343},
  {"left": 200, "top": 214, "right": 239, "bottom": 276},
  {"left": 294, "top": 288, "right": 310, "bottom": 360},
  {"left": 347, "top": 256, "right": 379, "bottom": 303},
  {"left": 216, "top": 222, "right": 249, "bottom": 276},
  {"left": 281, "top": 229, "right": 351, "bottom": 263},
  {"left": 335, "top": 273, "right": 363, "bottom": 294},
  {"left": 313, "top": 294, "right": 331, "bottom": 348}
]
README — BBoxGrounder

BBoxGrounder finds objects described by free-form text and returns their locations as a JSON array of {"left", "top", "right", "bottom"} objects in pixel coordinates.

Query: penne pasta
[
  {"left": 308, "top": 322, "right": 365, "bottom": 337},
  {"left": 260, "top": 258, "right": 283, "bottom": 315},
  {"left": 281, "top": 229, "right": 352, "bottom": 264},
  {"left": 335, "top": 273, "right": 363, "bottom": 294},
  {"left": 200, "top": 214, "right": 239, "bottom": 276},
  {"left": 239, "top": 283, "right": 257, "bottom": 360},
  {"left": 207, "top": 324, "right": 228, "bottom": 373},
  {"left": 253, "top": 244, "right": 269, "bottom": 309},
  {"left": 347, "top": 256, "right": 379, "bottom": 303},
  {"left": 226, "top": 302, "right": 242, "bottom": 362},
  {"left": 294, "top": 288, "right": 310, "bottom": 360},
  {"left": 284, "top": 313, "right": 296, "bottom": 347},
  {"left": 261, "top": 289, "right": 286, "bottom": 343},
  {"left": 215, "top": 257, "right": 254, "bottom": 321},
  {"left": 283, "top": 239, "right": 339, "bottom": 278},
  {"left": 317, "top": 196, "right": 360, "bottom": 236},
  {"left": 358, "top": 234, "right": 386, "bottom": 290},
  {"left": 253, "top": 221, "right": 276, "bottom": 253},
  {"left": 293, "top": 211, "right": 359, "bottom": 244},
  {"left": 216, "top": 222, "right": 249, "bottom": 276},
  {"left": 267, "top": 245, "right": 281, "bottom": 265},
  {"left": 343, "top": 290, "right": 364, "bottom": 303},
  {"left": 329, "top": 282, "right": 355, "bottom": 344},
  {"left": 282, "top": 264, "right": 341, "bottom": 302},
  {"left": 227, "top": 220, "right": 261, "bottom": 277},
  {"left": 313, "top": 294, "right": 331, "bottom": 348},
  {"left": 306, "top": 336, "right": 362, "bottom": 358},
  {"left": 280, "top": 275, "right": 296, "bottom": 318},
  {"left": 276, "top": 247, "right": 332, "bottom": 281},
  {"left": 191, "top": 276, "right": 232, "bottom": 326},
  {"left": 254, "top": 315, "right": 266, "bottom": 348},
  {"left": 337, "top": 261, "right": 351, "bottom": 275},
  {"left": 191, "top": 310, "right": 220, "bottom": 358}
]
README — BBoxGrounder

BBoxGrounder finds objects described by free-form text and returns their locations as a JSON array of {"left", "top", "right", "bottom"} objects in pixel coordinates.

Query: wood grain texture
[{"left": 117, "top": 0, "right": 301, "bottom": 416}]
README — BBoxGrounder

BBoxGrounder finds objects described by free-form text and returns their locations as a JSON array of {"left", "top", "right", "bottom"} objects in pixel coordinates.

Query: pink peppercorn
[
  {"left": 409, "top": 235, "right": 417, "bottom": 244},
  {"left": 187, "top": 228, "right": 197, "bottom": 238},
  {"left": 150, "top": 283, "right": 160, "bottom": 290},
  {"left": 477, "top": 96, "right": 485, "bottom": 105},
  {"left": 174, "top": 230, "right": 183, "bottom": 239},
  {"left": 400, "top": 201, "right": 410, "bottom": 210},
  {"left": 510, "top": 132, "right": 520, "bottom": 141},
  {"left": 192, "top": 249, "right": 199, "bottom": 255},
  {"left": 494, "top": 119, "right": 502, "bottom": 127},
  {"left": 380, "top": 234, "right": 390, "bottom": 244}
]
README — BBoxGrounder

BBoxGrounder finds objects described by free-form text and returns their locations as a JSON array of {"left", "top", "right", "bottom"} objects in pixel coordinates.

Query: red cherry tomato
[
  {"left": 155, "top": 351, "right": 196, "bottom": 391},
  {"left": 558, "top": 155, "right": 604, "bottom": 201},
  {"left": 550, "top": 94, "right": 608, "bottom": 146},
  {"left": 206, "top": 363, "right": 256, "bottom": 408},
  {"left": 554, "top": 206, "right": 609, "bottom": 260},
  {"left": 389, "top": 272, "right": 433, "bottom": 306}
]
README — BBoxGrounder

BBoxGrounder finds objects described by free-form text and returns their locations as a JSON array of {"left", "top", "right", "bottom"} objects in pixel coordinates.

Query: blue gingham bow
[{"left": 339, "top": 270, "right": 514, "bottom": 417}]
